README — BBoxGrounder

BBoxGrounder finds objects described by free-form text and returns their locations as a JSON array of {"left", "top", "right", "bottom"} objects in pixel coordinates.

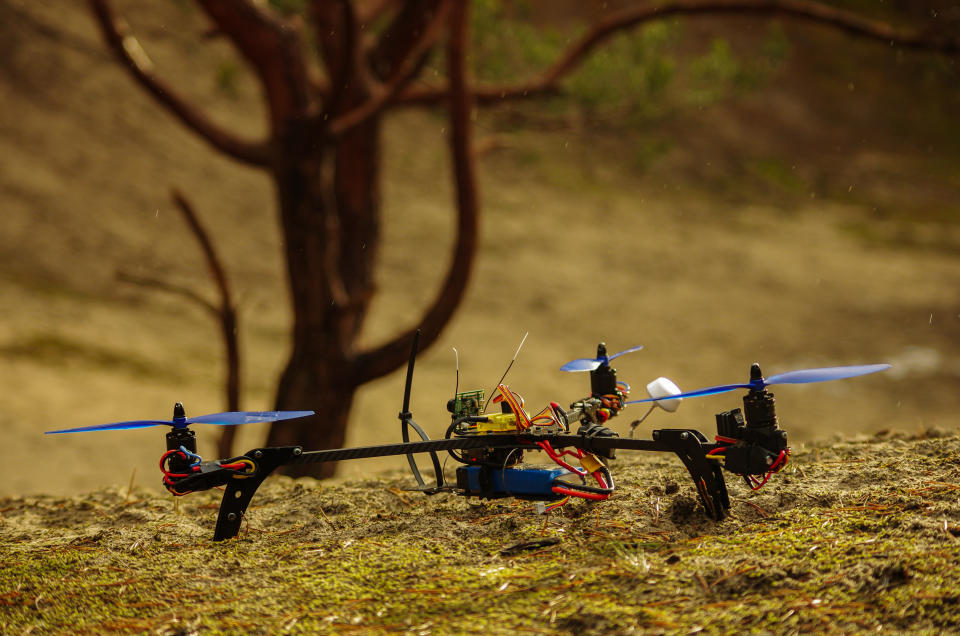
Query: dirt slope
[{"left": 0, "top": 1, "right": 958, "bottom": 497}]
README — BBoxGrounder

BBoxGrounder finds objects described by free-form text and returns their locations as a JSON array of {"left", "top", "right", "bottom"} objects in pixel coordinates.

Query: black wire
[
  {"left": 552, "top": 466, "right": 615, "bottom": 495},
  {"left": 444, "top": 417, "right": 493, "bottom": 464},
  {"left": 445, "top": 420, "right": 471, "bottom": 464},
  {"left": 500, "top": 448, "right": 522, "bottom": 498}
]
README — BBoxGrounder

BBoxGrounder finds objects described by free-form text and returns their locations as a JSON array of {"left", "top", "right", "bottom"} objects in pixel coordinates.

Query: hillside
[{"left": 0, "top": 0, "right": 958, "bottom": 498}]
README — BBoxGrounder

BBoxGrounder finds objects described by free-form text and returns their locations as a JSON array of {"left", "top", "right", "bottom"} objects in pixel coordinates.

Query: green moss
[{"left": 3, "top": 436, "right": 959, "bottom": 633}]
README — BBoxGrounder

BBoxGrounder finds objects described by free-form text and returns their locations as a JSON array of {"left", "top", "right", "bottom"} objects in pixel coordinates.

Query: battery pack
[{"left": 456, "top": 465, "right": 571, "bottom": 500}]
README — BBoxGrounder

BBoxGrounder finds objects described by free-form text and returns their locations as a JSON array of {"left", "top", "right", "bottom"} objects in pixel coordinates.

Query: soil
[
  {"left": 0, "top": 0, "right": 958, "bottom": 503},
  {"left": 2, "top": 432, "right": 958, "bottom": 633}
]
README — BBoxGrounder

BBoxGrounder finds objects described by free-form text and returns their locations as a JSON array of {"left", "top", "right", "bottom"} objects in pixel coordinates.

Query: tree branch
[
  {"left": 369, "top": 0, "right": 445, "bottom": 80},
  {"left": 395, "top": 0, "right": 960, "bottom": 106},
  {"left": 170, "top": 190, "right": 241, "bottom": 458},
  {"left": 88, "top": 0, "right": 272, "bottom": 167},
  {"left": 116, "top": 272, "right": 219, "bottom": 316},
  {"left": 171, "top": 189, "right": 235, "bottom": 312},
  {"left": 118, "top": 190, "right": 241, "bottom": 456},
  {"left": 310, "top": 0, "right": 362, "bottom": 118},
  {"left": 352, "top": 0, "right": 478, "bottom": 385},
  {"left": 358, "top": 0, "right": 400, "bottom": 25},
  {"left": 329, "top": 0, "right": 451, "bottom": 136},
  {"left": 195, "top": 0, "right": 314, "bottom": 126}
]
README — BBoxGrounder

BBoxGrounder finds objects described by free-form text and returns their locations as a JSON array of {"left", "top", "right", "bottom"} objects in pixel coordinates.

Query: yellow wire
[
  {"left": 546, "top": 496, "right": 570, "bottom": 512},
  {"left": 231, "top": 458, "right": 257, "bottom": 479}
]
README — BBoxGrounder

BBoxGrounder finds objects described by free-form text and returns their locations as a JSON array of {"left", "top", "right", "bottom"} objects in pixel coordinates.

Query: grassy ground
[{"left": 2, "top": 432, "right": 959, "bottom": 634}]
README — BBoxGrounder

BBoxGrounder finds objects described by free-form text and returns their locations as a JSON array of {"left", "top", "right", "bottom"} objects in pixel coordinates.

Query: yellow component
[
  {"left": 580, "top": 452, "right": 605, "bottom": 474},
  {"left": 475, "top": 412, "right": 518, "bottom": 434}
]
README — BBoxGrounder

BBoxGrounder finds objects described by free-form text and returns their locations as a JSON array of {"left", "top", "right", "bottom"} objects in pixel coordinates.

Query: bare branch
[
  {"left": 396, "top": 0, "right": 960, "bottom": 106},
  {"left": 353, "top": 0, "right": 478, "bottom": 385},
  {"left": 120, "top": 191, "right": 241, "bottom": 456},
  {"left": 170, "top": 190, "right": 241, "bottom": 456},
  {"left": 369, "top": 0, "right": 445, "bottom": 80},
  {"left": 88, "top": 0, "right": 272, "bottom": 166},
  {"left": 170, "top": 189, "right": 235, "bottom": 314},
  {"left": 116, "top": 272, "right": 219, "bottom": 316},
  {"left": 358, "top": 0, "right": 400, "bottom": 25},
  {"left": 195, "top": 0, "right": 314, "bottom": 124},
  {"left": 397, "top": 82, "right": 562, "bottom": 107},
  {"left": 329, "top": 0, "right": 451, "bottom": 136},
  {"left": 310, "top": 0, "right": 362, "bottom": 117}
]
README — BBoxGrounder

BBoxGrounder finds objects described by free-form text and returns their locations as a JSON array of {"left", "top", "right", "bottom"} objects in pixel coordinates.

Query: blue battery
[{"left": 456, "top": 465, "right": 571, "bottom": 500}]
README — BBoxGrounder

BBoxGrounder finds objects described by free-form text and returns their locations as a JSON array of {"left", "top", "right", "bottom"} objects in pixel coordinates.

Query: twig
[
  {"left": 386, "top": 487, "right": 414, "bottom": 506},
  {"left": 742, "top": 500, "right": 770, "bottom": 517},
  {"left": 123, "top": 467, "right": 136, "bottom": 504},
  {"left": 694, "top": 572, "right": 712, "bottom": 596}
]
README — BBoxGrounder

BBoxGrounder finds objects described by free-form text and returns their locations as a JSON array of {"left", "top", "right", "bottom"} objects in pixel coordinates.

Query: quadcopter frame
[
  {"left": 198, "top": 428, "right": 729, "bottom": 541},
  {"left": 175, "top": 334, "right": 736, "bottom": 541},
  {"left": 47, "top": 333, "right": 889, "bottom": 541}
]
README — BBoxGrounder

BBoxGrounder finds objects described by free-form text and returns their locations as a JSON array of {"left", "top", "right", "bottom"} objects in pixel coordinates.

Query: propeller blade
[
  {"left": 187, "top": 410, "right": 315, "bottom": 426},
  {"left": 45, "top": 420, "right": 171, "bottom": 434},
  {"left": 560, "top": 358, "right": 604, "bottom": 372},
  {"left": 45, "top": 410, "right": 314, "bottom": 434},
  {"left": 606, "top": 345, "right": 645, "bottom": 362},
  {"left": 560, "top": 345, "right": 643, "bottom": 372},
  {"left": 626, "top": 362, "right": 891, "bottom": 406},
  {"left": 626, "top": 383, "right": 753, "bottom": 405},
  {"left": 764, "top": 364, "right": 891, "bottom": 386}
]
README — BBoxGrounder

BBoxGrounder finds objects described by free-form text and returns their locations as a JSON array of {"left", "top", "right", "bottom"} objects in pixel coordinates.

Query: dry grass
[{"left": 2, "top": 432, "right": 959, "bottom": 634}]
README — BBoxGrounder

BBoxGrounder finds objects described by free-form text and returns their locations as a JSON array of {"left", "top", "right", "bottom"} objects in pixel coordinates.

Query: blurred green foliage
[
  {"left": 267, "top": 0, "right": 307, "bottom": 15},
  {"left": 469, "top": 0, "right": 793, "bottom": 128},
  {"left": 216, "top": 60, "right": 241, "bottom": 97},
  {"left": 213, "top": 0, "right": 794, "bottom": 126}
]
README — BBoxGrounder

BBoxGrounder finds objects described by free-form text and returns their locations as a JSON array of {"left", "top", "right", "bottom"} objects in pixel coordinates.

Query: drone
[{"left": 46, "top": 332, "right": 890, "bottom": 541}]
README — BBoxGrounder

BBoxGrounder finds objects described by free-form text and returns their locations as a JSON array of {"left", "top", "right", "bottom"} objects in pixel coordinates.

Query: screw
[
  {"left": 293, "top": 447, "right": 302, "bottom": 456},
  {"left": 253, "top": 450, "right": 263, "bottom": 459},
  {"left": 765, "top": 456, "right": 774, "bottom": 466},
  {"left": 227, "top": 512, "right": 237, "bottom": 522},
  {"left": 680, "top": 432, "right": 689, "bottom": 440},
  {"left": 652, "top": 431, "right": 660, "bottom": 440}
]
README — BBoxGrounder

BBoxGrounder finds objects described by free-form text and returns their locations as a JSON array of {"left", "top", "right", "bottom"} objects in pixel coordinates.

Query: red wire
[
  {"left": 539, "top": 443, "right": 613, "bottom": 499},
  {"left": 551, "top": 487, "right": 608, "bottom": 501},
  {"left": 593, "top": 471, "right": 608, "bottom": 489},
  {"left": 748, "top": 450, "right": 789, "bottom": 490},
  {"left": 159, "top": 450, "right": 190, "bottom": 478},
  {"left": 537, "top": 441, "right": 587, "bottom": 476}
]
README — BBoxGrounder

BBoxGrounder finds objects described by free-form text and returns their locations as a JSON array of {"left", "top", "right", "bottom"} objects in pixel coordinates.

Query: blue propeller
[
  {"left": 626, "top": 363, "right": 891, "bottom": 405},
  {"left": 561, "top": 343, "right": 643, "bottom": 372},
  {"left": 45, "top": 403, "right": 315, "bottom": 434}
]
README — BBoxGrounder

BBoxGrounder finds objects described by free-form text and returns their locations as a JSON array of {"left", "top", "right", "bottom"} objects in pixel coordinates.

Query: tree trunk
[{"left": 266, "top": 115, "right": 381, "bottom": 478}]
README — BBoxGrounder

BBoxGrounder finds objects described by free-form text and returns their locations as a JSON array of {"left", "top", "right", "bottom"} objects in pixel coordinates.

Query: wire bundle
[
  {"left": 536, "top": 439, "right": 614, "bottom": 505},
  {"left": 159, "top": 447, "right": 255, "bottom": 496},
  {"left": 159, "top": 446, "right": 203, "bottom": 495},
  {"left": 707, "top": 435, "right": 791, "bottom": 491}
]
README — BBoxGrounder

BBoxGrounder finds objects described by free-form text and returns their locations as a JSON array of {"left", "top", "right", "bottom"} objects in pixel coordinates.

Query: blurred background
[{"left": 1, "top": 0, "right": 957, "bottom": 496}]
